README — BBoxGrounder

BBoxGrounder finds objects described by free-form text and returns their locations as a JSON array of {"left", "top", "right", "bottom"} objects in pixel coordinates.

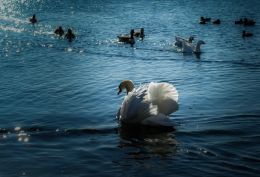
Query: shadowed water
[{"left": 0, "top": 0, "right": 260, "bottom": 176}]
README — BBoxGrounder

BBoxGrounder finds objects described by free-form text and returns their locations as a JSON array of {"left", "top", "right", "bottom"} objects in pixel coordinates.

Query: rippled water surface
[{"left": 0, "top": 0, "right": 260, "bottom": 176}]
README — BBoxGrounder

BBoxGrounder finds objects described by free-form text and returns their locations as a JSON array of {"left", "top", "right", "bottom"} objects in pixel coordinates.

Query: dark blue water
[{"left": 1, "top": 0, "right": 260, "bottom": 176}]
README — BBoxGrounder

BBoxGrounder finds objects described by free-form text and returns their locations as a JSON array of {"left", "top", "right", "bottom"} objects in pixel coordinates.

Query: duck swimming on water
[
  {"left": 212, "top": 19, "right": 221, "bottom": 24},
  {"left": 242, "top": 30, "right": 253, "bottom": 37},
  {"left": 29, "top": 14, "right": 37, "bottom": 24},
  {"left": 199, "top": 16, "right": 211, "bottom": 24},
  {"left": 65, "top": 29, "right": 76, "bottom": 42},
  {"left": 243, "top": 18, "right": 256, "bottom": 26},
  {"left": 235, "top": 18, "right": 243, "bottom": 24},
  {"left": 117, "top": 29, "right": 135, "bottom": 46},
  {"left": 54, "top": 26, "right": 65, "bottom": 37}
]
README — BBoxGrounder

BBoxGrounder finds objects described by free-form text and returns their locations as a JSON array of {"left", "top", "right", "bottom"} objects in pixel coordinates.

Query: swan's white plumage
[
  {"left": 118, "top": 81, "right": 179, "bottom": 127},
  {"left": 174, "top": 36, "right": 205, "bottom": 53},
  {"left": 175, "top": 36, "right": 194, "bottom": 48},
  {"left": 181, "top": 40, "right": 205, "bottom": 53},
  {"left": 147, "top": 82, "right": 178, "bottom": 103}
]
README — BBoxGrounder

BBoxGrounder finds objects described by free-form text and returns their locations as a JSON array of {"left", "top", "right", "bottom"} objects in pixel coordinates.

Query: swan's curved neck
[
  {"left": 130, "top": 29, "right": 134, "bottom": 39},
  {"left": 195, "top": 42, "right": 202, "bottom": 53}
]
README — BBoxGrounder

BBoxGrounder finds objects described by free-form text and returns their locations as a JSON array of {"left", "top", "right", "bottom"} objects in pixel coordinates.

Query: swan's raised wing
[
  {"left": 175, "top": 36, "right": 185, "bottom": 48},
  {"left": 147, "top": 82, "right": 179, "bottom": 116},
  {"left": 175, "top": 36, "right": 187, "bottom": 42}
]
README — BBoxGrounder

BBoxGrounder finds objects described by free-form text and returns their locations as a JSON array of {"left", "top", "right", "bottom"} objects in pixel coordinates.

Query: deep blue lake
[{"left": 0, "top": 0, "right": 260, "bottom": 176}]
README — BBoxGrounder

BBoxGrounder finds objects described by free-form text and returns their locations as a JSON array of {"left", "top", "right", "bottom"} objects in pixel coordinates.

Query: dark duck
[
  {"left": 134, "top": 28, "right": 145, "bottom": 40},
  {"left": 65, "top": 29, "right": 76, "bottom": 42},
  {"left": 117, "top": 29, "right": 135, "bottom": 45},
  {"left": 29, "top": 14, "right": 37, "bottom": 24},
  {"left": 54, "top": 26, "right": 65, "bottom": 37},
  {"left": 242, "top": 30, "right": 253, "bottom": 37}
]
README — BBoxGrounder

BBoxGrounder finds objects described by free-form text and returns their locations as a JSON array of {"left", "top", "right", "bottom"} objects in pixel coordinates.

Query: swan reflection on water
[
  {"left": 117, "top": 123, "right": 178, "bottom": 159},
  {"left": 182, "top": 52, "right": 202, "bottom": 59}
]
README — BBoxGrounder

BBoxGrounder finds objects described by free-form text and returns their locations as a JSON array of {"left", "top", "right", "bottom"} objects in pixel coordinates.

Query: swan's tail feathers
[
  {"left": 147, "top": 82, "right": 179, "bottom": 115},
  {"left": 142, "top": 113, "right": 174, "bottom": 127}
]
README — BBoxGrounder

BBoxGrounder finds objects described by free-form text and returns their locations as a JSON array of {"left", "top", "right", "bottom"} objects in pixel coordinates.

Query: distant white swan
[
  {"left": 117, "top": 80, "right": 179, "bottom": 127},
  {"left": 180, "top": 40, "right": 205, "bottom": 54},
  {"left": 174, "top": 36, "right": 194, "bottom": 48}
]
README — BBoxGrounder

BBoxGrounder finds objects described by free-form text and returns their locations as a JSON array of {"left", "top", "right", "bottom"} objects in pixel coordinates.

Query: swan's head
[
  {"left": 188, "top": 36, "right": 194, "bottom": 43},
  {"left": 197, "top": 40, "right": 205, "bottom": 45},
  {"left": 118, "top": 80, "right": 135, "bottom": 95}
]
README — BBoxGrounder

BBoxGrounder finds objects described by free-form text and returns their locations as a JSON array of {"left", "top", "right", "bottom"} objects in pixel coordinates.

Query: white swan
[
  {"left": 117, "top": 80, "right": 179, "bottom": 127},
  {"left": 181, "top": 40, "right": 205, "bottom": 54},
  {"left": 174, "top": 36, "right": 194, "bottom": 48}
]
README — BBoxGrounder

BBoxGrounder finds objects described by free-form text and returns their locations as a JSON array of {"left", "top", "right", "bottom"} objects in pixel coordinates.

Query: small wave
[
  {"left": 0, "top": 25, "right": 25, "bottom": 33},
  {"left": 65, "top": 127, "right": 118, "bottom": 135},
  {"left": 241, "top": 155, "right": 260, "bottom": 163},
  {"left": 33, "top": 29, "right": 54, "bottom": 36},
  {"left": 0, "top": 125, "right": 120, "bottom": 141},
  {"left": 0, "top": 125, "right": 119, "bottom": 143},
  {"left": 0, "top": 126, "right": 117, "bottom": 135},
  {"left": 178, "top": 129, "right": 242, "bottom": 137},
  {"left": 219, "top": 160, "right": 259, "bottom": 175},
  {"left": 0, "top": 16, "right": 28, "bottom": 24},
  {"left": 217, "top": 114, "right": 260, "bottom": 119},
  {"left": 136, "top": 46, "right": 177, "bottom": 53},
  {"left": 0, "top": 26, "right": 58, "bottom": 44},
  {"left": 199, "top": 59, "right": 260, "bottom": 69}
]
